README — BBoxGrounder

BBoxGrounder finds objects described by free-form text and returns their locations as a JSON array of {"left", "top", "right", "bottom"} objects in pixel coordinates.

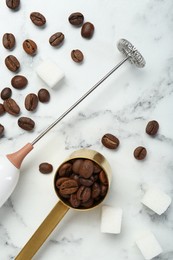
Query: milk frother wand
[{"left": 0, "top": 39, "right": 146, "bottom": 208}]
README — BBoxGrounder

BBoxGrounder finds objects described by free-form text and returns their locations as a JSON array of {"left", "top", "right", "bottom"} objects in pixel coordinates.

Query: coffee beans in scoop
[{"left": 55, "top": 158, "right": 108, "bottom": 209}]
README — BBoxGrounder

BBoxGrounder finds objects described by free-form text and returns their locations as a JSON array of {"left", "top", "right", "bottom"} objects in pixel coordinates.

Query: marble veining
[{"left": 0, "top": 0, "right": 173, "bottom": 259}]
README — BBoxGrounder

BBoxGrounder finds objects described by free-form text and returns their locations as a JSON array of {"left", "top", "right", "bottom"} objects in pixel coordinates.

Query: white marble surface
[{"left": 0, "top": 0, "right": 173, "bottom": 259}]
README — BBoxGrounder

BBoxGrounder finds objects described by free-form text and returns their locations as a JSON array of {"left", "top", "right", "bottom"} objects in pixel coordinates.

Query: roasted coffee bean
[
  {"left": 134, "top": 146, "right": 147, "bottom": 160},
  {"left": 38, "top": 88, "right": 50, "bottom": 103},
  {"left": 70, "top": 194, "right": 81, "bottom": 208},
  {"left": 71, "top": 174, "right": 80, "bottom": 184},
  {"left": 6, "top": 0, "right": 20, "bottom": 9},
  {"left": 100, "top": 184, "right": 108, "bottom": 197},
  {"left": 68, "top": 12, "right": 84, "bottom": 26},
  {"left": 77, "top": 186, "right": 91, "bottom": 202},
  {"left": 23, "top": 39, "right": 37, "bottom": 56},
  {"left": 49, "top": 32, "right": 64, "bottom": 47},
  {"left": 56, "top": 177, "right": 69, "bottom": 189},
  {"left": 18, "top": 116, "right": 35, "bottom": 131},
  {"left": 146, "top": 120, "right": 159, "bottom": 136},
  {"left": 71, "top": 49, "right": 84, "bottom": 63},
  {"left": 25, "top": 93, "right": 38, "bottom": 111},
  {"left": 99, "top": 171, "right": 108, "bottom": 185},
  {"left": 11, "top": 75, "right": 28, "bottom": 89},
  {"left": 79, "top": 177, "right": 93, "bottom": 187},
  {"left": 93, "top": 163, "right": 102, "bottom": 173},
  {"left": 60, "top": 179, "right": 78, "bottom": 195},
  {"left": 2, "top": 33, "right": 15, "bottom": 49},
  {"left": 79, "top": 159, "right": 94, "bottom": 178},
  {"left": 101, "top": 133, "right": 119, "bottom": 149},
  {"left": 30, "top": 12, "right": 46, "bottom": 26},
  {"left": 72, "top": 159, "right": 84, "bottom": 174},
  {"left": 0, "top": 104, "right": 5, "bottom": 116},
  {"left": 1, "top": 88, "right": 12, "bottom": 100},
  {"left": 59, "top": 190, "right": 70, "bottom": 199},
  {"left": 81, "top": 198, "right": 94, "bottom": 208},
  {"left": 3, "top": 98, "right": 20, "bottom": 116},
  {"left": 39, "top": 162, "right": 53, "bottom": 174},
  {"left": 81, "top": 22, "right": 94, "bottom": 39},
  {"left": 92, "top": 182, "right": 101, "bottom": 199},
  {"left": 5, "top": 55, "right": 20, "bottom": 72},
  {"left": 58, "top": 162, "right": 72, "bottom": 177},
  {"left": 0, "top": 124, "right": 4, "bottom": 136}
]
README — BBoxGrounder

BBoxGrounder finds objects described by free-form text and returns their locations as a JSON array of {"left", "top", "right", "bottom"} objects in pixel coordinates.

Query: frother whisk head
[{"left": 117, "top": 39, "right": 146, "bottom": 68}]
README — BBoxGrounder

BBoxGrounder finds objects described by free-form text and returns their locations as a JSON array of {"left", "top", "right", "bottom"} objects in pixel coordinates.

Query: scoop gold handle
[{"left": 15, "top": 201, "right": 69, "bottom": 260}]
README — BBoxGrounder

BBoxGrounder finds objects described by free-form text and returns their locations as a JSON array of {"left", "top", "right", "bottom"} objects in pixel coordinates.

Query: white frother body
[{"left": 0, "top": 155, "right": 19, "bottom": 207}]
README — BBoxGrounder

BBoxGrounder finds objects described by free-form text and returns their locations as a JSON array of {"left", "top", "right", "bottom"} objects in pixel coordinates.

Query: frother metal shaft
[{"left": 32, "top": 56, "right": 129, "bottom": 145}]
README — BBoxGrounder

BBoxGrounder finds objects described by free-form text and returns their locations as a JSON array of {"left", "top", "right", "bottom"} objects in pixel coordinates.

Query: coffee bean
[
  {"left": 91, "top": 182, "right": 101, "bottom": 199},
  {"left": 23, "top": 39, "right": 37, "bottom": 56},
  {"left": 99, "top": 170, "right": 108, "bottom": 185},
  {"left": 60, "top": 179, "right": 78, "bottom": 195},
  {"left": 58, "top": 162, "right": 72, "bottom": 177},
  {"left": 72, "top": 159, "right": 84, "bottom": 174},
  {"left": 100, "top": 184, "right": 108, "bottom": 197},
  {"left": 49, "top": 32, "right": 64, "bottom": 47},
  {"left": 3, "top": 98, "right": 20, "bottom": 116},
  {"left": 93, "top": 163, "right": 102, "bottom": 173},
  {"left": 146, "top": 120, "right": 159, "bottom": 136},
  {"left": 77, "top": 186, "right": 91, "bottom": 202},
  {"left": 81, "top": 198, "right": 94, "bottom": 208},
  {"left": 39, "top": 162, "right": 53, "bottom": 174},
  {"left": 81, "top": 22, "right": 94, "bottom": 39},
  {"left": 38, "top": 88, "right": 50, "bottom": 103},
  {"left": 18, "top": 116, "right": 35, "bottom": 131},
  {"left": 30, "top": 12, "right": 46, "bottom": 26},
  {"left": 56, "top": 177, "right": 69, "bottom": 189},
  {"left": 6, "top": 0, "right": 20, "bottom": 9},
  {"left": 0, "top": 124, "right": 4, "bottom": 136},
  {"left": 79, "top": 177, "right": 93, "bottom": 187},
  {"left": 70, "top": 194, "right": 81, "bottom": 208},
  {"left": 2, "top": 33, "right": 15, "bottom": 49},
  {"left": 68, "top": 12, "right": 84, "bottom": 26},
  {"left": 11, "top": 75, "right": 28, "bottom": 89},
  {"left": 0, "top": 104, "right": 5, "bottom": 116},
  {"left": 79, "top": 159, "right": 94, "bottom": 178},
  {"left": 134, "top": 146, "right": 147, "bottom": 160},
  {"left": 1, "top": 88, "right": 12, "bottom": 100},
  {"left": 101, "top": 133, "right": 119, "bottom": 149},
  {"left": 5, "top": 55, "right": 20, "bottom": 72},
  {"left": 71, "top": 49, "right": 84, "bottom": 63},
  {"left": 25, "top": 93, "right": 38, "bottom": 111}
]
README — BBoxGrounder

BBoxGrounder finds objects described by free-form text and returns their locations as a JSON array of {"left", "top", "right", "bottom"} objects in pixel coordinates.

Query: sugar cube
[
  {"left": 36, "top": 60, "right": 64, "bottom": 88},
  {"left": 101, "top": 206, "right": 122, "bottom": 234},
  {"left": 136, "top": 231, "right": 163, "bottom": 260},
  {"left": 141, "top": 188, "right": 171, "bottom": 215}
]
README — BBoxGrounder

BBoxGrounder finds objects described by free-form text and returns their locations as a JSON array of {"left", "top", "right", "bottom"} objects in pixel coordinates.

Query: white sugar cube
[
  {"left": 141, "top": 188, "right": 171, "bottom": 215},
  {"left": 36, "top": 60, "right": 64, "bottom": 88},
  {"left": 136, "top": 231, "right": 162, "bottom": 260},
  {"left": 101, "top": 206, "right": 122, "bottom": 234}
]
